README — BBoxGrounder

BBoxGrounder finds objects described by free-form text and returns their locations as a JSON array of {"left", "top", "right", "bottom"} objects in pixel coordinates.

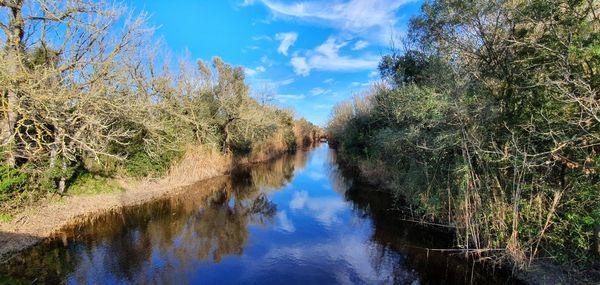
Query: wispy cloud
[
  {"left": 352, "top": 40, "right": 369, "bottom": 50},
  {"left": 245, "top": 66, "right": 266, "bottom": 77},
  {"left": 291, "top": 37, "right": 379, "bottom": 76},
  {"left": 279, "top": 78, "right": 295, "bottom": 86},
  {"left": 276, "top": 93, "right": 305, "bottom": 103},
  {"left": 310, "top": 87, "right": 330, "bottom": 96},
  {"left": 248, "top": 0, "right": 414, "bottom": 44},
  {"left": 275, "top": 32, "right": 298, "bottom": 56}
]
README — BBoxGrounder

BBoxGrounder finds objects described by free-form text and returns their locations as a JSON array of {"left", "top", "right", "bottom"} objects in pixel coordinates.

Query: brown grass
[
  {"left": 0, "top": 145, "right": 233, "bottom": 262},
  {"left": 245, "top": 130, "right": 291, "bottom": 164},
  {"left": 166, "top": 145, "right": 231, "bottom": 185}
]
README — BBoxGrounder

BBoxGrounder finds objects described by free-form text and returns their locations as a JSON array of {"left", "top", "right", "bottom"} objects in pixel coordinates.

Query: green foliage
[
  {"left": 0, "top": 212, "right": 13, "bottom": 223},
  {"left": 0, "top": 1, "right": 311, "bottom": 216},
  {"left": 68, "top": 173, "right": 124, "bottom": 196},
  {"left": 546, "top": 179, "right": 600, "bottom": 265},
  {"left": 1, "top": 54, "right": 305, "bottom": 210},
  {"left": 123, "top": 141, "right": 183, "bottom": 178},
  {"left": 329, "top": 0, "right": 600, "bottom": 268},
  {"left": 293, "top": 118, "right": 323, "bottom": 148},
  {"left": 0, "top": 164, "right": 28, "bottom": 202}
]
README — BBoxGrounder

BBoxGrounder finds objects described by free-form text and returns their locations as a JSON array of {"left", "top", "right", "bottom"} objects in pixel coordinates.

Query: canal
[{"left": 0, "top": 144, "right": 517, "bottom": 284}]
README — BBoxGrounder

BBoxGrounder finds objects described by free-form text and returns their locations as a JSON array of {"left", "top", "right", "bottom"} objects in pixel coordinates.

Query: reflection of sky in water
[
  {"left": 2, "top": 145, "right": 424, "bottom": 285},
  {"left": 237, "top": 145, "right": 413, "bottom": 284}
]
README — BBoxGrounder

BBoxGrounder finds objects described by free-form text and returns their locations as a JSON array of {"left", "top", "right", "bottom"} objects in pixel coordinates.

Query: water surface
[{"left": 0, "top": 145, "right": 517, "bottom": 284}]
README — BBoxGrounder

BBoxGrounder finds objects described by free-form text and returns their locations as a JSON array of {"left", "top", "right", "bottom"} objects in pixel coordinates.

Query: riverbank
[
  {"left": 331, "top": 147, "right": 600, "bottom": 285},
  {"left": 0, "top": 145, "right": 304, "bottom": 263},
  {"left": 0, "top": 144, "right": 518, "bottom": 284}
]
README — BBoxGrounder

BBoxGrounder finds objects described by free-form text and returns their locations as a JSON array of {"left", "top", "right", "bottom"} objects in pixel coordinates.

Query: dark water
[{"left": 0, "top": 145, "right": 518, "bottom": 284}]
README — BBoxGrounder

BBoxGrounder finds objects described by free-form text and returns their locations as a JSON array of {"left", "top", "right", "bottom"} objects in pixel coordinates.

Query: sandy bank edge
[{"left": 0, "top": 169, "right": 231, "bottom": 263}]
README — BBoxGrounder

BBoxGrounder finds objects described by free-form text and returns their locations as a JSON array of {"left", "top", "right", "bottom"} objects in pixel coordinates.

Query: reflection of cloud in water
[
  {"left": 254, "top": 234, "right": 419, "bottom": 284},
  {"left": 276, "top": 211, "right": 295, "bottom": 233},
  {"left": 289, "top": 191, "right": 308, "bottom": 209},
  {"left": 289, "top": 191, "right": 348, "bottom": 226},
  {"left": 308, "top": 171, "right": 326, "bottom": 181}
]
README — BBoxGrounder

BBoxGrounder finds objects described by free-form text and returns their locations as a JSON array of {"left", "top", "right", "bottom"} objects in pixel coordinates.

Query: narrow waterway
[{"left": 0, "top": 144, "right": 518, "bottom": 284}]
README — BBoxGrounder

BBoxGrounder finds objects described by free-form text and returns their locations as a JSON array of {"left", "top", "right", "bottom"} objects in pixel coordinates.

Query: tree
[{"left": 0, "top": 0, "right": 148, "bottom": 192}]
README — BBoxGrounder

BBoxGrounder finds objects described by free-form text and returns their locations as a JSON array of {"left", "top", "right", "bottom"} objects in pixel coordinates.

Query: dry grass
[
  {"left": 0, "top": 141, "right": 294, "bottom": 262},
  {"left": 166, "top": 145, "right": 232, "bottom": 186},
  {"left": 246, "top": 130, "right": 291, "bottom": 164},
  {"left": 0, "top": 145, "right": 234, "bottom": 262}
]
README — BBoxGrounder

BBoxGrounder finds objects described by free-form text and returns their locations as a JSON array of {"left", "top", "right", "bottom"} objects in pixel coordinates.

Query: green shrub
[
  {"left": 68, "top": 173, "right": 124, "bottom": 196},
  {"left": 0, "top": 164, "right": 28, "bottom": 203}
]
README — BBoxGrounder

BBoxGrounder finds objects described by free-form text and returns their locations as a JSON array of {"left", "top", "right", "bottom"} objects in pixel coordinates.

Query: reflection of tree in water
[
  {"left": 326, "top": 149, "right": 352, "bottom": 195},
  {"left": 235, "top": 152, "right": 297, "bottom": 191},
  {"left": 189, "top": 186, "right": 277, "bottom": 263},
  {"left": 341, "top": 168, "right": 514, "bottom": 284},
  {"left": 0, "top": 152, "right": 297, "bottom": 284},
  {"left": 293, "top": 148, "right": 310, "bottom": 172}
]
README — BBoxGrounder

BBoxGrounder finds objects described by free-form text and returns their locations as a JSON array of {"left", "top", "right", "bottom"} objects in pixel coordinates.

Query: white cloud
[
  {"left": 260, "top": 55, "right": 275, "bottom": 67},
  {"left": 252, "top": 35, "right": 272, "bottom": 41},
  {"left": 245, "top": 66, "right": 266, "bottom": 77},
  {"left": 323, "top": 78, "right": 334, "bottom": 84},
  {"left": 309, "top": 87, "right": 330, "bottom": 96},
  {"left": 245, "top": 68, "right": 258, "bottom": 77},
  {"left": 352, "top": 40, "right": 369, "bottom": 50},
  {"left": 291, "top": 37, "right": 379, "bottom": 76},
  {"left": 290, "top": 56, "right": 310, "bottom": 76},
  {"left": 279, "top": 78, "right": 295, "bottom": 86},
  {"left": 275, "top": 32, "right": 298, "bottom": 56},
  {"left": 275, "top": 94, "right": 305, "bottom": 103},
  {"left": 249, "top": 0, "right": 414, "bottom": 44}
]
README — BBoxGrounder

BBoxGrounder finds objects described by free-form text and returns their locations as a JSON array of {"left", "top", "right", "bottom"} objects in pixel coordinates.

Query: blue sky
[{"left": 123, "top": 0, "right": 423, "bottom": 126}]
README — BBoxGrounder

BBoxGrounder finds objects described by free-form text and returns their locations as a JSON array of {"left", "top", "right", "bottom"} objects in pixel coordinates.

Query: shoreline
[
  {"left": 332, "top": 148, "right": 600, "bottom": 285},
  {"left": 0, "top": 146, "right": 305, "bottom": 263},
  {"left": 0, "top": 172, "right": 231, "bottom": 263}
]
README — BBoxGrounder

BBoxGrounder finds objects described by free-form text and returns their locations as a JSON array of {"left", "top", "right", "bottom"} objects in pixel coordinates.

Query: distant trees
[
  {"left": 0, "top": 0, "right": 309, "bottom": 210},
  {"left": 293, "top": 118, "right": 324, "bottom": 148},
  {"left": 329, "top": 0, "right": 600, "bottom": 269}
]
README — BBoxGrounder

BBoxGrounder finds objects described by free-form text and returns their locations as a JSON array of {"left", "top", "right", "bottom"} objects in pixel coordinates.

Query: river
[{"left": 0, "top": 144, "right": 518, "bottom": 284}]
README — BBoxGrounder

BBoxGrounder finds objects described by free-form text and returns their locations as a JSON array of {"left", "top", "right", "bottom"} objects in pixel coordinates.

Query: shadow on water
[{"left": 0, "top": 145, "right": 521, "bottom": 284}]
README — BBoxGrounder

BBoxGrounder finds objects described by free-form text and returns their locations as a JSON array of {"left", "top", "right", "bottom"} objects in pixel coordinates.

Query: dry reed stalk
[{"left": 166, "top": 145, "right": 231, "bottom": 186}]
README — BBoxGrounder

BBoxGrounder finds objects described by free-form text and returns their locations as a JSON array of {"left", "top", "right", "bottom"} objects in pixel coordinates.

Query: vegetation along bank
[
  {"left": 0, "top": 0, "right": 323, "bottom": 260},
  {"left": 327, "top": 0, "right": 600, "bottom": 281}
]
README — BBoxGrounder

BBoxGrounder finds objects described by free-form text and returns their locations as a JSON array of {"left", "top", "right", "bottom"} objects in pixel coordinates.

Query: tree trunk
[
  {"left": 58, "top": 157, "right": 67, "bottom": 194},
  {"left": 1, "top": 1, "right": 25, "bottom": 167},
  {"left": 58, "top": 126, "right": 68, "bottom": 194},
  {"left": 0, "top": 89, "right": 17, "bottom": 166},
  {"left": 222, "top": 118, "right": 235, "bottom": 153}
]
